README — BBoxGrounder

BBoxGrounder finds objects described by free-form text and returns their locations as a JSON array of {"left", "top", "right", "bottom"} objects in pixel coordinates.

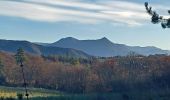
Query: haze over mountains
[
  {"left": 0, "top": 39, "right": 90, "bottom": 58},
  {"left": 0, "top": 37, "right": 169, "bottom": 57},
  {"left": 49, "top": 37, "right": 170, "bottom": 57}
]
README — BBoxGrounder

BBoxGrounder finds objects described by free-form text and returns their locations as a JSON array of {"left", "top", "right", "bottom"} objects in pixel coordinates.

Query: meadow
[
  {"left": 1, "top": 86, "right": 170, "bottom": 100},
  {"left": 1, "top": 52, "right": 170, "bottom": 100},
  {"left": 0, "top": 86, "right": 60, "bottom": 98}
]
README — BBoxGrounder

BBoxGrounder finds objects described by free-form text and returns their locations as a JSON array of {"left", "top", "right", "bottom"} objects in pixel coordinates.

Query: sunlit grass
[
  {"left": 1, "top": 86, "right": 170, "bottom": 100},
  {"left": 0, "top": 91, "right": 16, "bottom": 98},
  {"left": 0, "top": 86, "right": 60, "bottom": 98}
]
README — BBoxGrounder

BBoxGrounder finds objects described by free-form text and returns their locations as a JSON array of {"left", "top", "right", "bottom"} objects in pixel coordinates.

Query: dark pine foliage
[{"left": 145, "top": 2, "right": 170, "bottom": 28}]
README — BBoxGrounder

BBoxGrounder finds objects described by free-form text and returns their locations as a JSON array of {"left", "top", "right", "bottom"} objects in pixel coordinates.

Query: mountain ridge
[
  {"left": 1, "top": 37, "right": 169, "bottom": 57},
  {"left": 48, "top": 37, "right": 170, "bottom": 57},
  {"left": 0, "top": 39, "right": 90, "bottom": 58}
]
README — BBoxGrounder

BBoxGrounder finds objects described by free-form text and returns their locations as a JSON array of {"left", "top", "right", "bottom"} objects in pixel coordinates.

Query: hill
[
  {"left": 0, "top": 39, "right": 90, "bottom": 58},
  {"left": 48, "top": 37, "right": 170, "bottom": 57}
]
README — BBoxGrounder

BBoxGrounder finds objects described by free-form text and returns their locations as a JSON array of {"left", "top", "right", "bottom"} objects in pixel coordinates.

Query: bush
[{"left": 17, "top": 93, "right": 23, "bottom": 100}]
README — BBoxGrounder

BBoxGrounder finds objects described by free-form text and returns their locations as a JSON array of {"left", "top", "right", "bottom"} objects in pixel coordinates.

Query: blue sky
[{"left": 0, "top": 0, "right": 170, "bottom": 49}]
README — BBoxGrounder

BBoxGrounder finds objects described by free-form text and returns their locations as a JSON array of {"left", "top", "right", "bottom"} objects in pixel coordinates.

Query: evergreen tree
[
  {"left": 0, "top": 57, "right": 5, "bottom": 84},
  {"left": 15, "top": 48, "right": 29, "bottom": 100},
  {"left": 15, "top": 48, "right": 25, "bottom": 65},
  {"left": 145, "top": 2, "right": 170, "bottom": 28},
  {"left": 0, "top": 58, "right": 2, "bottom": 68}
]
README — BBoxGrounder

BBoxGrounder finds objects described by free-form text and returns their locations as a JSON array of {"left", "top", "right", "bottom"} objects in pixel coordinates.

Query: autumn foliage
[{"left": 0, "top": 51, "right": 170, "bottom": 93}]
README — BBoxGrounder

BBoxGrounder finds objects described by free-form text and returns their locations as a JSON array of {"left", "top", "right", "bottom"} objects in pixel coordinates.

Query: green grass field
[
  {"left": 1, "top": 86, "right": 170, "bottom": 100},
  {"left": 0, "top": 86, "right": 60, "bottom": 98}
]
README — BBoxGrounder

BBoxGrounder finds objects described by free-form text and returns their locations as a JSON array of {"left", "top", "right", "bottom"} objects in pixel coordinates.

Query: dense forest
[{"left": 0, "top": 51, "right": 170, "bottom": 94}]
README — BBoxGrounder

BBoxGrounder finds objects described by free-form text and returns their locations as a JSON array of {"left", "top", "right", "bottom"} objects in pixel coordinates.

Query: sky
[{"left": 0, "top": 0, "right": 170, "bottom": 50}]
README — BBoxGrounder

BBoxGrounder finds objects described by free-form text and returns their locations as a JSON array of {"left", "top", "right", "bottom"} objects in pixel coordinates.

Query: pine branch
[{"left": 144, "top": 2, "right": 170, "bottom": 28}]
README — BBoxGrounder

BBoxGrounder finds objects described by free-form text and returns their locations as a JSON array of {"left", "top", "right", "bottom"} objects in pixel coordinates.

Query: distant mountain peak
[
  {"left": 97, "top": 37, "right": 113, "bottom": 44},
  {"left": 49, "top": 37, "right": 170, "bottom": 57},
  {"left": 63, "top": 37, "right": 78, "bottom": 40},
  {"left": 99, "top": 37, "right": 110, "bottom": 41},
  {"left": 57, "top": 37, "right": 78, "bottom": 42},
  {"left": 54, "top": 37, "right": 78, "bottom": 44},
  {"left": 0, "top": 39, "right": 90, "bottom": 58},
  {"left": 101, "top": 37, "right": 107, "bottom": 40}
]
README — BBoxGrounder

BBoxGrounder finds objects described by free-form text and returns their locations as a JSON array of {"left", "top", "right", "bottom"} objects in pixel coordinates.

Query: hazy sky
[{"left": 0, "top": 0, "right": 170, "bottom": 49}]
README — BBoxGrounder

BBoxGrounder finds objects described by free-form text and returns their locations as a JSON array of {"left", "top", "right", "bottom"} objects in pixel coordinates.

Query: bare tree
[{"left": 144, "top": 2, "right": 170, "bottom": 28}]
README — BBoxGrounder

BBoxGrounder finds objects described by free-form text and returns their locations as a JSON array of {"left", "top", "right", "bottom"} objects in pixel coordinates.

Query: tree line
[{"left": 0, "top": 51, "right": 170, "bottom": 93}]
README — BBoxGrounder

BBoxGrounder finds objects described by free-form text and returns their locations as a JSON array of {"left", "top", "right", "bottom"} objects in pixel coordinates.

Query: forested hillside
[
  {"left": 0, "top": 39, "right": 90, "bottom": 58},
  {"left": 49, "top": 37, "right": 170, "bottom": 57},
  {"left": 0, "top": 51, "right": 170, "bottom": 94}
]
